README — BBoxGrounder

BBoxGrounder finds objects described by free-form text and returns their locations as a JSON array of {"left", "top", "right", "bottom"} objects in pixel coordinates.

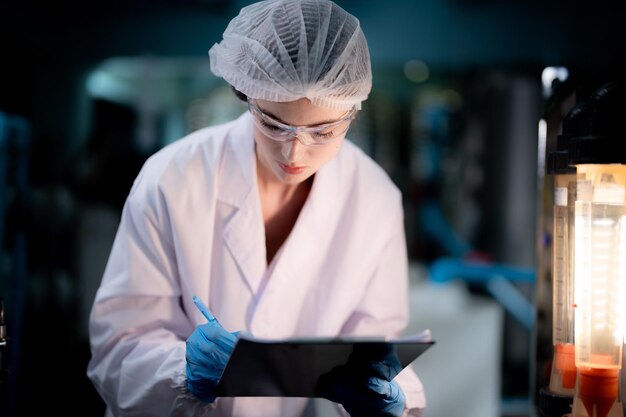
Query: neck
[
  {"left": 257, "top": 172, "right": 297, "bottom": 199},
  {"left": 257, "top": 172, "right": 312, "bottom": 205},
  {"left": 255, "top": 160, "right": 313, "bottom": 265}
]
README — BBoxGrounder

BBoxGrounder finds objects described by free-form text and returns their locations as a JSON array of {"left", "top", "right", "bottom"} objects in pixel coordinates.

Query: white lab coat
[{"left": 87, "top": 111, "right": 425, "bottom": 417}]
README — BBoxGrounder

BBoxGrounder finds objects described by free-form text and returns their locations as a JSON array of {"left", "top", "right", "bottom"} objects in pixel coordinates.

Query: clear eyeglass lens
[{"left": 249, "top": 101, "right": 354, "bottom": 146}]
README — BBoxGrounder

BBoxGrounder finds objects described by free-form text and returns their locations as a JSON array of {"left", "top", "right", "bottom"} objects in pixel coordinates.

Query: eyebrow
[{"left": 258, "top": 106, "right": 347, "bottom": 127}]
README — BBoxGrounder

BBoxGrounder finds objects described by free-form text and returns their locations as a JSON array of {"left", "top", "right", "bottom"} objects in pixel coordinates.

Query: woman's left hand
[{"left": 319, "top": 373, "right": 406, "bottom": 417}]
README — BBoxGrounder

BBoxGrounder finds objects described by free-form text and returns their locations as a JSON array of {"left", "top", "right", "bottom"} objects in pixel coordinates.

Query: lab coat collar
[
  {"left": 217, "top": 112, "right": 267, "bottom": 294},
  {"left": 217, "top": 111, "right": 256, "bottom": 207},
  {"left": 249, "top": 150, "right": 344, "bottom": 337},
  {"left": 216, "top": 111, "right": 342, "bottom": 313}
]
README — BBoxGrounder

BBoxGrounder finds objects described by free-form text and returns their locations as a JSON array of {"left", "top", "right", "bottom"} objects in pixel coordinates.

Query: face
[{"left": 251, "top": 98, "right": 354, "bottom": 185}]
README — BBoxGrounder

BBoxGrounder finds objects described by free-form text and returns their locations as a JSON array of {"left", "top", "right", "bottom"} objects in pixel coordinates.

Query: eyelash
[
  {"left": 314, "top": 131, "right": 334, "bottom": 139},
  {"left": 260, "top": 120, "right": 282, "bottom": 131}
]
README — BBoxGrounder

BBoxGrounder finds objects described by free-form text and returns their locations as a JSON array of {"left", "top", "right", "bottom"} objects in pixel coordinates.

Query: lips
[{"left": 278, "top": 162, "right": 306, "bottom": 175}]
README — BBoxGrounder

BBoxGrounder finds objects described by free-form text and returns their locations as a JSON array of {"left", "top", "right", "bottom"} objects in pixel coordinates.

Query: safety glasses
[{"left": 248, "top": 99, "right": 356, "bottom": 146}]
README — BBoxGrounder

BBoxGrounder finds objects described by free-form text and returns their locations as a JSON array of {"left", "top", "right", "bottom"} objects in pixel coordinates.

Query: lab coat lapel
[
  {"left": 278, "top": 160, "right": 338, "bottom": 273},
  {"left": 254, "top": 153, "right": 342, "bottom": 335},
  {"left": 217, "top": 113, "right": 267, "bottom": 295}
]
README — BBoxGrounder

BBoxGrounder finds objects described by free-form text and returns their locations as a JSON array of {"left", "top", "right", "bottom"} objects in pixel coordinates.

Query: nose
[{"left": 281, "top": 135, "right": 305, "bottom": 162}]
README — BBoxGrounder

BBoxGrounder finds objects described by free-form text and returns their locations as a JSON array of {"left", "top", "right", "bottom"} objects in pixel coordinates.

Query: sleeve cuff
[{"left": 170, "top": 360, "right": 218, "bottom": 416}]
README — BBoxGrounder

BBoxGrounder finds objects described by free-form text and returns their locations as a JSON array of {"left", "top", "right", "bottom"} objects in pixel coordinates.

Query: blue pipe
[{"left": 429, "top": 257, "right": 535, "bottom": 329}]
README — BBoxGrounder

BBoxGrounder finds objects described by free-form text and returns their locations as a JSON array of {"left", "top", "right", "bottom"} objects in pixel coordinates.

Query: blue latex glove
[
  {"left": 317, "top": 344, "right": 406, "bottom": 417},
  {"left": 321, "top": 376, "right": 406, "bottom": 417},
  {"left": 185, "top": 296, "right": 238, "bottom": 403}
]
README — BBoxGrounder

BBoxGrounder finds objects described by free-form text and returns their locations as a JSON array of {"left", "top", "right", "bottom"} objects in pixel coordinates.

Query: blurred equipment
[
  {"left": 568, "top": 81, "right": 626, "bottom": 417},
  {"left": 0, "top": 111, "right": 31, "bottom": 417},
  {"left": 430, "top": 258, "right": 535, "bottom": 331},
  {"left": 535, "top": 79, "right": 626, "bottom": 417},
  {"left": 1, "top": 297, "right": 7, "bottom": 402},
  {"left": 538, "top": 102, "right": 591, "bottom": 417},
  {"left": 407, "top": 265, "right": 504, "bottom": 417}
]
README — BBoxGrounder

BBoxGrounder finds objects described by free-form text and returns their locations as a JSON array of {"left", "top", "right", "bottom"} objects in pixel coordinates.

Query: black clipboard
[{"left": 214, "top": 332, "right": 435, "bottom": 397}]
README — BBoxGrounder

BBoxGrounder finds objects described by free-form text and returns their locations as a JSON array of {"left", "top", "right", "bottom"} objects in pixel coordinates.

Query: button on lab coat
[{"left": 87, "top": 112, "right": 425, "bottom": 417}]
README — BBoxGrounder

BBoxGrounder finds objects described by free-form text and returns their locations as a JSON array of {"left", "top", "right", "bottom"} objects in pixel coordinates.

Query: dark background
[{"left": 1, "top": 1, "right": 626, "bottom": 416}]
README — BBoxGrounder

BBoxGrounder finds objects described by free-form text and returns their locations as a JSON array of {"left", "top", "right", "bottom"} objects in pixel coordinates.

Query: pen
[{"left": 192, "top": 295, "right": 216, "bottom": 322}]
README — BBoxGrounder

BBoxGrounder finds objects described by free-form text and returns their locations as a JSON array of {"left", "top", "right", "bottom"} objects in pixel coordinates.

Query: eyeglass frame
[{"left": 247, "top": 99, "right": 357, "bottom": 146}]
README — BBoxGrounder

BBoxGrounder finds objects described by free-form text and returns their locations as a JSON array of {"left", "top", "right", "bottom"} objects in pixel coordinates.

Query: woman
[{"left": 86, "top": 0, "right": 426, "bottom": 416}]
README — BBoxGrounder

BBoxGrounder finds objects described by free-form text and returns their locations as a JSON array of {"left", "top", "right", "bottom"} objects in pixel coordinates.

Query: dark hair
[{"left": 231, "top": 86, "right": 248, "bottom": 102}]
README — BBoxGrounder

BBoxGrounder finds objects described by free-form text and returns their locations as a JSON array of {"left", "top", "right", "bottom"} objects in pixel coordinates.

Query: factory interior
[{"left": 2, "top": 0, "right": 626, "bottom": 416}]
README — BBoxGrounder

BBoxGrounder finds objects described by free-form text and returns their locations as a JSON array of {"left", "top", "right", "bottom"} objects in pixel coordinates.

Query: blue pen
[{"left": 192, "top": 295, "right": 216, "bottom": 322}]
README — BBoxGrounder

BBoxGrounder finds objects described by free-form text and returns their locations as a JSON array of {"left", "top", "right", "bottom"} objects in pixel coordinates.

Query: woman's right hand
[{"left": 185, "top": 316, "right": 238, "bottom": 402}]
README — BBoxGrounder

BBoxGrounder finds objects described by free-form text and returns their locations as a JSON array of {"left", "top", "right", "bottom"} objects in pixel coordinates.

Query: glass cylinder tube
[
  {"left": 573, "top": 164, "right": 626, "bottom": 417},
  {"left": 549, "top": 173, "right": 578, "bottom": 393}
]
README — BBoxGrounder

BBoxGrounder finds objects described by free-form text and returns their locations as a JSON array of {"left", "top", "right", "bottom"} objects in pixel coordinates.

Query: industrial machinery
[{"left": 535, "top": 79, "right": 626, "bottom": 417}]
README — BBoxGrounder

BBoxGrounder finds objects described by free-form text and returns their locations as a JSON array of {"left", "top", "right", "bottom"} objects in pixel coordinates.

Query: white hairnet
[{"left": 208, "top": 0, "right": 372, "bottom": 110}]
